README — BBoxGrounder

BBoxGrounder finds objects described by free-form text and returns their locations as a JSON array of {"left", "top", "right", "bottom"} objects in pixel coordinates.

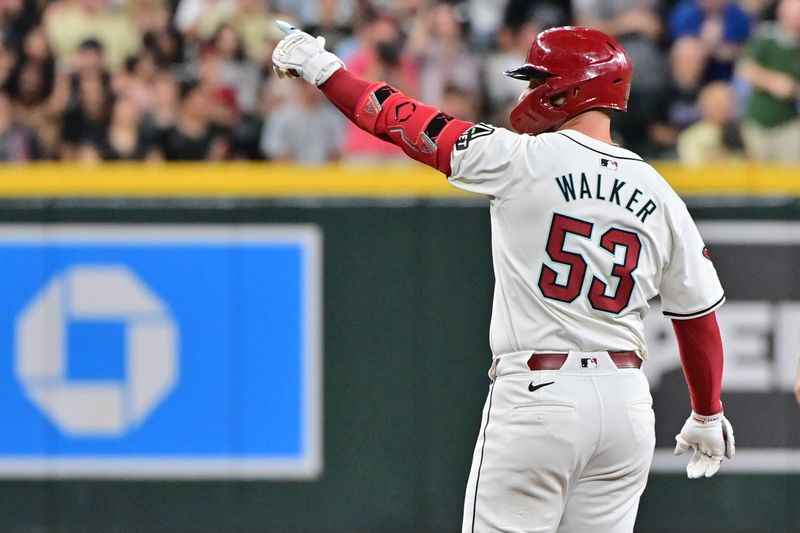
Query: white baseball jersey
[{"left": 448, "top": 125, "right": 725, "bottom": 358}]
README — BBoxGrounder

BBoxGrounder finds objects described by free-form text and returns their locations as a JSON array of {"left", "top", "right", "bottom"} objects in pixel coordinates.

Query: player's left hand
[
  {"left": 674, "top": 411, "right": 735, "bottom": 478},
  {"left": 272, "top": 20, "right": 344, "bottom": 86}
]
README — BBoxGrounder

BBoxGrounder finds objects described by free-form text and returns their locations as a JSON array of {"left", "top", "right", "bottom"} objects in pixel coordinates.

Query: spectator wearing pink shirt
[{"left": 341, "top": 13, "right": 419, "bottom": 161}]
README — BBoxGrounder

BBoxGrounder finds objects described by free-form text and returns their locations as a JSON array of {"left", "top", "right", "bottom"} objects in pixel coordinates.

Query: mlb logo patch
[
  {"left": 581, "top": 357, "right": 599, "bottom": 368},
  {"left": 601, "top": 158, "right": 618, "bottom": 170}
]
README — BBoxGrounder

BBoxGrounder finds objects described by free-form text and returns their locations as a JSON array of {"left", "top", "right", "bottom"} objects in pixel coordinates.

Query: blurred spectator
[
  {"left": 504, "top": 0, "right": 571, "bottom": 30},
  {"left": 1, "top": 0, "right": 41, "bottom": 53},
  {"left": 79, "top": 94, "right": 156, "bottom": 161},
  {"left": 408, "top": 2, "right": 480, "bottom": 107},
  {"left": 648, "top": 37, "right": 709, "bottom": 157},
  {"left": 342, "top": 13, "right": 419, "bottom": 160},
  {"left": 737, "top": 0, "right": 800, "bottom": 162},
  {"left": 573, "top": 0, "right": 662, "bottom": 42},
  {"left": 113, "top": 52, "right": 160, "bottom": 111},
  {"left": 467, "top": 0, "right": 511, "bottom": 47},
  {"left": 196, "top": 0, "right": 283, "bottom": 62},
  {"left": 70, "top": 38, "right": 108, "bottom": 78},
  {"left": 484, "top": 21, "right": 537, "bottom": 124},
  {"left": 273, "top": 0, "right": 355, "bottom": 29},
  {"left": 44, "top": 0, "right": 140, "bottom": 70},
  {"left": 204, "top": 24, "right": 260, "bottom": 113},
  {"left": 677, "top": 81, "right": 744, "bottom": 164},
  {"left": 61, "top": 72, "right": 113, "bottom": 158},
  {"left": 0, "top": 90, "right": 38, "bottom": 161},
  {"left": 0, "top": 44, "right": 17, "bottom": 88},
  {"left": 574, "top": 0, "right": 668, "bottom": 153},
  {"left": 307, "top": 0, "right": 355, "bottom": 54},
  {"left": 142, "top": 26, "right": 186, "bottom": 68},
  {"left": 669, "top": 0, "right": 752, "bottom": 80},
  {"left": 5, "top": 56, "right": 67, "bottom": 157},
  {"left": 440, "top": 84, "right": 480, "bottom": 123},
  {"left": 126, "top": 0, "right": 170, "bottom": 35},
  {"left": 21, "top": 25, "right": 52, "bottom": 64},
  {"left": 142, "top": 70, "right": 179, "bottom": 133},
  {"left": 6, "top": 55, "right": 54, "bottom": 107},
  {"left": 155, "top": 80, "right": 229, "bottom": 160},
  {"left": 347, "top": 14, "right": 418, "bottom": 94},
  {"left": 210, "top": 84, "right": 262, "bottom": 159},
  {"left": 174, "top": 0, "right": 234, "bottom": 37},
  {"left": 260, "top": 81, "right": 343, "bottom": 163},
  {"left": 741, "top": 0, "right": 776, "bottom": 19}
]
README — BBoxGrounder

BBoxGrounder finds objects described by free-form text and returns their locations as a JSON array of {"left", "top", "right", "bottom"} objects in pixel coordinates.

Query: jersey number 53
[{"left": 539, "top": 213, "right": 642, "bottom": 314}]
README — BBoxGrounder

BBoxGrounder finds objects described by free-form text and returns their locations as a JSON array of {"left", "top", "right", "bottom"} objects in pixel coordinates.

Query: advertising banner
[{"left": 0, "top": 225, "right": 322, "bottom": 479}]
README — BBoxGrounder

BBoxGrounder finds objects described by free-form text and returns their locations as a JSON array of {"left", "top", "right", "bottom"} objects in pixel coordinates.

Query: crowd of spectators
[{"left": 0, "top": 0, "right": 798, "bottom": 164}]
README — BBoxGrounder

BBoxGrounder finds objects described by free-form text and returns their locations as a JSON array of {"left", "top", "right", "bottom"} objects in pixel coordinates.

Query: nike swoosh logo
[{"left": 528, "top": 381, "right": 555, "bottom": 392}]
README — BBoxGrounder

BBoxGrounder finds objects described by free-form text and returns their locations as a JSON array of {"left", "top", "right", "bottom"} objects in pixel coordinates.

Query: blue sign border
[{"left": 0, "top": 224, "right": 323, "bottom": 479}]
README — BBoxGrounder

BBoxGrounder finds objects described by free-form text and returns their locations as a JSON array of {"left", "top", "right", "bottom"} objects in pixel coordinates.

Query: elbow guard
[{"left": 354, "top": 83, "right": 472, "bottom": 175}]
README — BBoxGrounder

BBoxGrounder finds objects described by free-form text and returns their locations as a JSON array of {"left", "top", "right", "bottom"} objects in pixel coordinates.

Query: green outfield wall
[{"left": 0, "top": 184, "right": 797, "bottom": 532}]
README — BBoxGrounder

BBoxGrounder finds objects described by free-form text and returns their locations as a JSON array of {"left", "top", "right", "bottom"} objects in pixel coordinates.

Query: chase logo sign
[
  {"left": 0, "top": 225, "right": 322, "bottom": 479},
  {"left": 16, "top": 265, "right": 178, "bottom": 437}
]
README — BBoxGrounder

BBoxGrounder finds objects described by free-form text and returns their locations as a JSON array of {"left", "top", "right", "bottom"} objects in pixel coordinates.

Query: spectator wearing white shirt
[{"left": 260, "top": 81, "right": 344, "bottom": 163}]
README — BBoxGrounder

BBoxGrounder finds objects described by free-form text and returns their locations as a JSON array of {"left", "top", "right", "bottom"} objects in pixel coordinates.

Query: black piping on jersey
[
  {"left": 663, "top": 293, "right": 726, "bottom": 319},
  {"left": 471, "top": 382, "right": 495, "bottom": 533},
  {"left": 556, "top": 132, "right": 644, "bottom": 162}
]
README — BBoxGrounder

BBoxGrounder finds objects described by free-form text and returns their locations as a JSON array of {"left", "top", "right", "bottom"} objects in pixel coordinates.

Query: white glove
[
  {"left": 272, "top": 20, "right": 344, "bottom": 86},
  {"left": 674, "top": 411, "right": 735, "bottom": 479}
]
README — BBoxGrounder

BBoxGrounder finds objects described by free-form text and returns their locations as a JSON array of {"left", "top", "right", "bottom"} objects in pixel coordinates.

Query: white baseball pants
[{"left": 462, "top": 350, "right": 655, "bottom": 533}]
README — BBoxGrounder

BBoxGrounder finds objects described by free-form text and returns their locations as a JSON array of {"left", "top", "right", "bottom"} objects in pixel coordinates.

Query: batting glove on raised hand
[
  {"left": 272, "top": 20, "right": 344, "bottom": 86},
  {"left": 674, "top": 411, "right": 735, "bottom": 478}
]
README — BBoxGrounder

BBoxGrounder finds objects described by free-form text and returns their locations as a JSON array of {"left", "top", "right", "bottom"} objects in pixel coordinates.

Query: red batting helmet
[{"left": 505, "top": 26, "right": 633, "bottom": 135}]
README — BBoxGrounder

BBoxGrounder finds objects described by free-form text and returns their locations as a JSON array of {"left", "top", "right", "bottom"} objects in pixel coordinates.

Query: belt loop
[{"left": 488, "top": 357, "right": 500, "bottom": 381}]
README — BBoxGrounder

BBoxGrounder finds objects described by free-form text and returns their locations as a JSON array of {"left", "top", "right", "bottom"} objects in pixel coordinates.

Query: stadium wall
[{"left": 0, "top": 163, "right": 797, "bottom": 533}]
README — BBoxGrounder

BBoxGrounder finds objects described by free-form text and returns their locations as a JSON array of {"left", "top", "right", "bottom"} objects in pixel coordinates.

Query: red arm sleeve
[
  {"left": 319, "top": 69, "right": 473, "bottom": 175},
  {"left": 319, "top": 68, "right": 370, "bottom": 122},
  {"left": 672, "top": 312, "right": 724, "bottom": 416}
]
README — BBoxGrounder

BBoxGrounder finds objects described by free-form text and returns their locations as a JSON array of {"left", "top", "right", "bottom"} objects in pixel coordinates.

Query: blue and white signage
[{"left": 0, "top": 225, "right": 322, "bottom": 479}]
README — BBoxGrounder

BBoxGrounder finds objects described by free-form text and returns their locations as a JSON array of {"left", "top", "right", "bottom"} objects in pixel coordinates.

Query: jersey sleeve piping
[{"left": 663, "top": 293, "right": 726, "bottom": 320}]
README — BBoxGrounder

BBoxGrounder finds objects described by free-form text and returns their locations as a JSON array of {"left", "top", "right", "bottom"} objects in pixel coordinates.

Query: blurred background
[
  {"left": 0, "top": 0, "right": 797, "bottom": 164},
  {"left": 0, "top": 0, "right": 799, "bottom": 532}
]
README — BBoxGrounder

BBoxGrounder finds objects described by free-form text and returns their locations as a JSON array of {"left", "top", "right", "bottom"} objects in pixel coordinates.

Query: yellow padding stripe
[
  {"left": 0, "top": 162, "right": 797, "bottom": 198},
  {"left": 655, "top": 163, "right": 800, "bottom": 196},
  {"left": 0, "top": 163, "right": 461, "bottom": 198}
]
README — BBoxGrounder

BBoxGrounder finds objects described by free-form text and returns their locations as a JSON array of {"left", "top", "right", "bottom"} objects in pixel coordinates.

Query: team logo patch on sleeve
[{"left": 455, "top": 123, "right": 495, "bottom": 151}]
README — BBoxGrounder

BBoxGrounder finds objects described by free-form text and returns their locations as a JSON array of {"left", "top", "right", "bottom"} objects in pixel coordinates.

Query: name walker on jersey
[{"left": 554, "top": 172, "right": 658, "bottom": 223}]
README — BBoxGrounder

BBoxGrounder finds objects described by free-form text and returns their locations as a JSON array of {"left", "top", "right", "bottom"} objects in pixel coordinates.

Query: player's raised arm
[{"left": 271, "top": 21, "right": 474, "bottom": 175}]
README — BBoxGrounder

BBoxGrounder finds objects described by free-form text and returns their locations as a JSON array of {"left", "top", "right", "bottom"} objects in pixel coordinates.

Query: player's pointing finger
[{"left": 275, "top": 20, "right": 299, "bottom": 36}]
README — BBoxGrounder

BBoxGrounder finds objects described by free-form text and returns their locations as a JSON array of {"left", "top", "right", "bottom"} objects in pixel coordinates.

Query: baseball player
[{"left": 273, "top": 22, "right": 735, "bottom": 533}]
